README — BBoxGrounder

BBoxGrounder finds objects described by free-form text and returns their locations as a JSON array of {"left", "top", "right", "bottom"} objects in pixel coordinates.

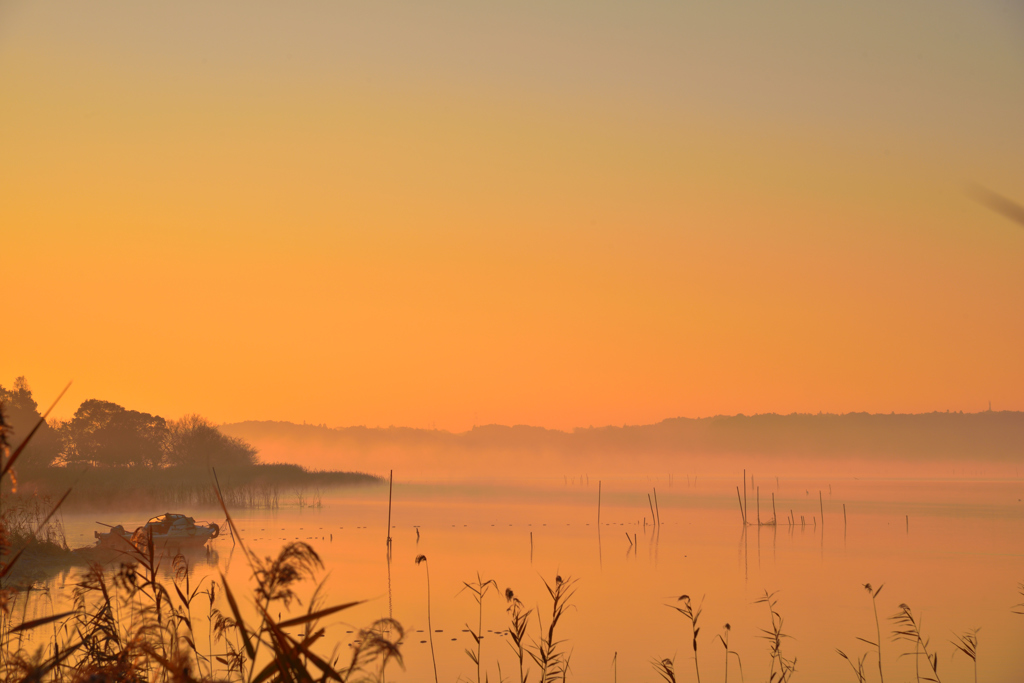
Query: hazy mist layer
[{"left": 221, "top": 410, "right": 1024, "bottom": 479}]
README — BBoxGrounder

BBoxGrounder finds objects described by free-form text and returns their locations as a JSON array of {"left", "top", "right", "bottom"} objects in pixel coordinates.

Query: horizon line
[{"left": 222, "top": 406, "right": 1017, "bottom": 434}]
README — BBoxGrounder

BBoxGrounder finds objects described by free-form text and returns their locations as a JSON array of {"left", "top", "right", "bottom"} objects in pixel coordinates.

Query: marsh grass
[
  {"left": 504, "top": 587, "right": 532, "bottom": 683},
  {"left": 652, "top": 656, "right": 677, "bottom": 683},
  {"left": 6, "top": 395, "right": 1024, "bottom": 682},
  {"left": 1, "top": 391, "right": 405, "bottom": 683},
  {"left": 714, "top": 623, "right": 743, "bottom": 683},
  {"left": 1, "top": 496, "right": 68, "bottom": 551},
  {"left": 458, "top": 572, "right": 497, "bottom": 683},
  {"left": 415, "top": 554, "right": 440, "bottom": 683},
  {"left": 853, "top": 582, "right": 886, "bottom": 683},
  {"left": 666, "top": 594, "right": 703, "bottom": 683},
  {"left": 890, "top": 603, "right": 940, "bottom": 683},
  {"left": 836, "top": 648, "right": 868, "bottom": 683},
  {"left": 15, "top": 464, "right": 377, "bottom": 513},
  {"left": 3, "top": 513, "right": 405, "bottom": 683},
  {"left": 949, "top": 628, "right": 979, "bottom": 683},
  {"left": 528, "top": 574, "right": 576, "bottom": 683},
  {"left": 755, "top": 590, "right": 796, "bottom": 683}
]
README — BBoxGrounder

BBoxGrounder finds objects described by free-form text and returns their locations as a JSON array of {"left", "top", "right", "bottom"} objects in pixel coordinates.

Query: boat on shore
[{"left": 95, "top": 513, "right": 221, "bottom": 552}]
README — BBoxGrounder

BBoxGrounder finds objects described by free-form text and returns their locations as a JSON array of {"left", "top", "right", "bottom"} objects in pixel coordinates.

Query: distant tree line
[{"left": 0, "top": 377, "right": 258, "bottom": 475}]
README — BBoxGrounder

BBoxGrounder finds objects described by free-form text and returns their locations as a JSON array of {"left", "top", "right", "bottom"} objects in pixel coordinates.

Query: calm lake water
[{"left": 20, "top": 475, "right": 1024, "bottom": 682}]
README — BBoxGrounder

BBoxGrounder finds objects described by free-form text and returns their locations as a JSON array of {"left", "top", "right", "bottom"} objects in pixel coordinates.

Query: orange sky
[{"left": 2, "top": 1, "right": 1023, "bottom": 431}]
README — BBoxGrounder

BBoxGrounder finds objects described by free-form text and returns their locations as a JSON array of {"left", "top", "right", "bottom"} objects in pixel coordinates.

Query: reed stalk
[
  {"left": 756, "top": 590, "right": 797, "bottom": 683},
  {"left": 528, "top": 574, "right": 577, "bottom": 683},
  {"left": 714, "top": 623, "right": 742, "bottom": 683},
  {"left": 890, "top": 603, "right": 941, "bottom": 683},
  {"left": 415, "top": 554, "right": 439, "bottom": 683},
  {"left": 459, "top": 572, "right": 498, "bottom": 683},
  {"left": 505, "top": 588, "right": 532, "bottom": 683},
  {"left": 386, "top": 469, "right": 393, "bottom": 548},
  {"left": 950, "top": 628, "right": 979, "bottom": 683},
  {"left": 666, "top": 594, "right": 703, "bottom": 683},
  {"left": 863, "top": 583, "right": 885, "bottom": 683}
]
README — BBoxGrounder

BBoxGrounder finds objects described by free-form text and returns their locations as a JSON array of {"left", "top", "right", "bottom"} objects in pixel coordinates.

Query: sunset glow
[
  {"left": 3, "top": 1, "right": 1023, "bottom": 431},
  {"left": 4, "top": 5, "right": 1024, "bottom": 683}
]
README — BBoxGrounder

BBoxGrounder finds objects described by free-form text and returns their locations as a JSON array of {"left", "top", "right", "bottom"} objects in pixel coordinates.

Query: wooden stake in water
[
  {"left": 653, "top": 487, "right": 661, "bottom": 526},
  {"left": 772, "top": 492, "right": 777, "bottom": 524},
  {"left": 757, "top": 486, "right": 761, "bottom": 525},
  {"left": 598, "top": 480, "right": 602, "bottom": 526},
  {"left": 648, "top": 494, "right": 657, "bottom": 528},
  {"left": 819, "top": 490, "right": 824, "bottom": 527},
  {"left": 743, "top": 469, "right": 748, "bottom": 524},
  {"left": 843, "top": 504, "right": 847, "bottom": 529},
  {"left": 386, "top": 469, "right": 393, "bottom": 547},
  {"left": 735, "top": 487, "right": 746, "bottom": 525}
]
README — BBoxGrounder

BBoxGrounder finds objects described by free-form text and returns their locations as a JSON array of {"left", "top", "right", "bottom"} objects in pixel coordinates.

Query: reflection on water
[{"left": 14, "top": 476, "right": 1024, "bottom": 682}]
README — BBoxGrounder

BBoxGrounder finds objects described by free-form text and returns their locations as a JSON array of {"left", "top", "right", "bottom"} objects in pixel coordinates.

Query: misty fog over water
[{"left": 18, "top": 474, "right": 1024, "bottom": 682}]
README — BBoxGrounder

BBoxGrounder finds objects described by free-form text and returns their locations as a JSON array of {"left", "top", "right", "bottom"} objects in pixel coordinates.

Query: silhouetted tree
[
  {"left": 164, "top": 414, "right": 259, "bottom": 469},
  {"left": 0, "top": 377, "right": 60, "bottom": 474},
  {"left": 61, "top": 399, "right": 167, "bottom": 468}
]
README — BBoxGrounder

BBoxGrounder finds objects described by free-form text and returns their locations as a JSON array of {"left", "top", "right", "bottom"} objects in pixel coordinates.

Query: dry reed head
[
  {"left": 345, "top": 618, "right": 406, "bottom": 673},
  {"left": 651, "top": 657, "right": 676, "bottom": 683},
  {"left": 950, "top": 627, "right": 979, "bottom": 663},
  {"left": 252, "top": 541, "right": 322, "bottom": 607},
  {"left": 528, "top": 573, "right": 577, "bottom": 683},
  {"left": 836, "top": 649, "right": 868, "bottom": 683},
  {"left": 889, "top": 602, "right": 941, "bottom": 680},
  {"left": 504, "top": 583, "right": 533, "bottom": 683}
]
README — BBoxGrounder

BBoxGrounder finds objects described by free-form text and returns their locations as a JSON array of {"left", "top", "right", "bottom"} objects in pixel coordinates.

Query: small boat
[
  {"left": 94, "top": 513, "right": 221, "bottom": 552},
  {"left": 94, "top": 524, "right": 133, "bottom": 549}
]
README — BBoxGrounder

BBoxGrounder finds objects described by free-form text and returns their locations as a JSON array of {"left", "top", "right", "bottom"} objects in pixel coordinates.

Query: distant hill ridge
[{"left": 220, "top": 411, "right": 1024, "bottom": 464}]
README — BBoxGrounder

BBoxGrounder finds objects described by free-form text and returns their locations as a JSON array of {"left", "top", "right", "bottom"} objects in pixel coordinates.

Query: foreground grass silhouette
[{"left": 0, "top": 396, "right": 404, "bottom": 683}]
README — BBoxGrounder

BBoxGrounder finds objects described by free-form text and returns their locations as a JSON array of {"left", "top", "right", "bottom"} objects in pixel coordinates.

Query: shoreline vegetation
[
  {"left": 14, "top": 463, "right": 382, "bottom": 512},
  {"left": 2, "top": 383, "right": 1023, "bottom": 681},
  {"left": 0, "top": 377, "right": 380, "bottom": 582},
  {"left": 0, "top": 377, "right": 382, "bottom": 512},
  {"left": 1, "top": 391, "right": 405, "bottom": 682}
]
